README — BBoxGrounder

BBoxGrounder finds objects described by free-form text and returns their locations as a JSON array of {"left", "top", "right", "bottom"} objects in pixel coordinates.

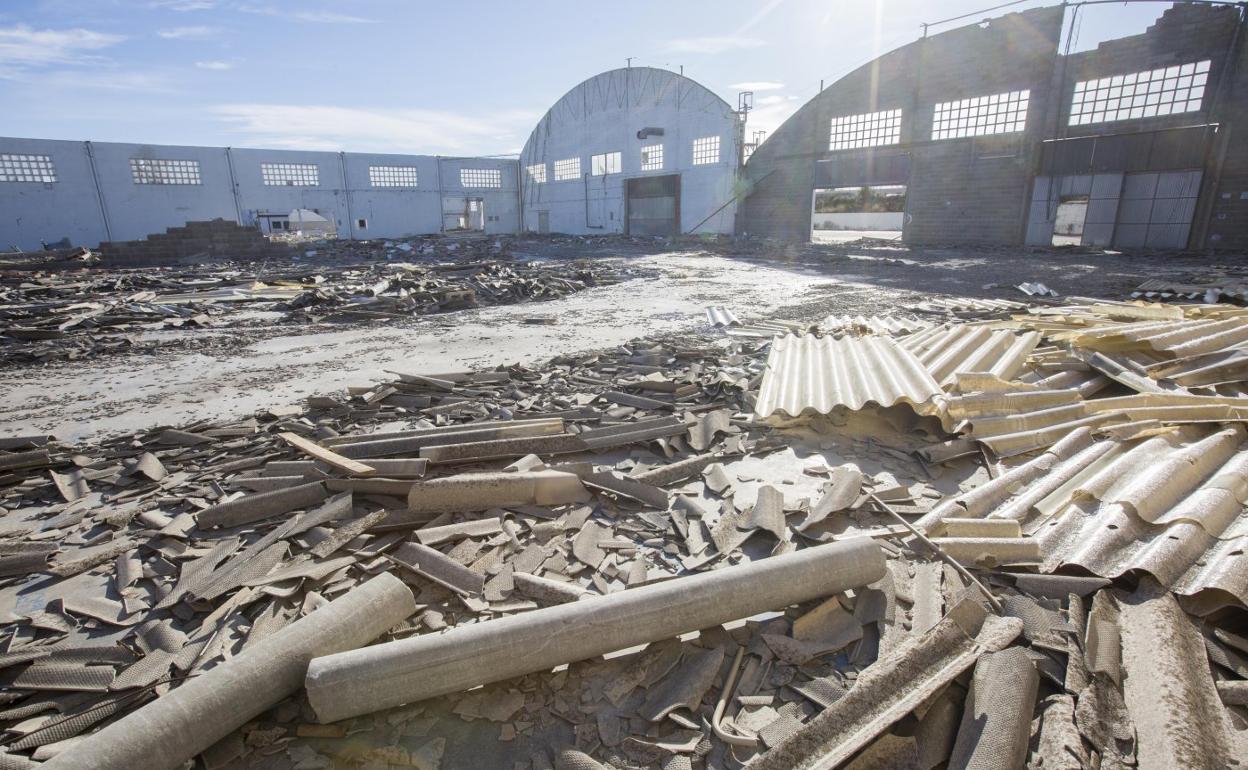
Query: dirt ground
[{"left": 1, "top": 236, "right": 1238, "bottom": 443}]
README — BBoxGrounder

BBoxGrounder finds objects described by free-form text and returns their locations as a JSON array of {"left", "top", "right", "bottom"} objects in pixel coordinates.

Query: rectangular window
[
  {"left": 261, "top": 162, "right": 319, "bottom": 186},
  {"left": 590, "top": 151, "right": 621, "bottom": 176},
  {"left": 0, "top": 154, "right": 57, "bottom": 183},
  {"left": 829, "top": 109, "right": 902, "bottom": 150},
  {"left": 369, "top": 165, "right": 419, "bottom": 187},
  {"left": 931, "top": 90, "right": 1030, "bottom": 140},
  {"left": 553, "top": 158, "right": 581, "bottom": 181},
  {"left": 460, "top": 168, "right": 502, "bottom": 188},
  {"left": 130, "top": 158, "right": 201, "bottom": 185},
  {"left": 640, "top": 144, "right": 664, "bottom": 171},
  {"left": 692, "top": 136, "right": 720, "bottom": 165},
  {"left": 1069, "top": 60, "right": 1210, "bottom": 126},
  {"left": 526, "top": 163, "right": 547, "bottom": 184}
]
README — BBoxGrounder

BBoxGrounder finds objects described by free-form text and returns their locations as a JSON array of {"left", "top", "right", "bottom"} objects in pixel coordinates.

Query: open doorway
[
  {"left": 1052, "top": 195, "right": 1088, "bottom": 246},
  {"left": 811, "top": 185, "right": 906, "bottom": 243},
  {"left": 442, "top": 197, "right": 485, "bottom": 232}
]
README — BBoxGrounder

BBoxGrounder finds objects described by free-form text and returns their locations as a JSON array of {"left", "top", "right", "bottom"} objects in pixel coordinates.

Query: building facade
[
  {"left": 519, "top": 67, "right": 743, "bottom": 237},
  {"left": 740, "top": 3, "right": 1248, "bottom": 250},
  {"left": 0, "top": 139, "right": 519, "bottom": 251}
]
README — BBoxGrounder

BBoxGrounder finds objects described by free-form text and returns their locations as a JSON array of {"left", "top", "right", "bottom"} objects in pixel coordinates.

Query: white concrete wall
[
  {"left": 0, "top": 136, "right": 520, "bottom": 251},
  {"left": 519, "top": 67, "right": 741, "bottom": 236}
]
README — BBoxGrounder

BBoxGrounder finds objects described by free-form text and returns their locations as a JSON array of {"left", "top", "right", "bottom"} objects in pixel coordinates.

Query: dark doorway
[{"left": 626, "top": 174, "right": 679, "bottom": 236}]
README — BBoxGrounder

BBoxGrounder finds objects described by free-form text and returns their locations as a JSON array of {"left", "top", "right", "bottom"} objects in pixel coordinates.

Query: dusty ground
[{"left": 1, "top": 237, "right": 1235, "bottom": 442}]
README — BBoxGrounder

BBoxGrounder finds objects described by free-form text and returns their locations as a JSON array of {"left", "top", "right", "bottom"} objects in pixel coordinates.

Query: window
[
  {"left": 692, "top": 136, "right": 720, "bottom": 165},
  {"left": 1069, "top": 60, "right": 1210, "bottom": 126},
  {"left": 0, "top": 154, "right": 57, "bottom": 183},
  {"left": 554, "top": 158, "right": 581, "bottom": 181},
  {"left": 640, "top": 144, "right": 664, "bottom": 171},
  {"left": 261, "top": 162, "right": 319, "bottom": 186},
  {"left": 369, "top": 165, "right": 419, "bottom": 187},
  {"left": 526, "top": 163, "right": 547, "bottom": 184},
  {"left": 931, "top": 90, "right": 1029, "bottom": 140},
  {"left": 590, "top": 151, "right": 621, "bottom": 176},
  {"left": 356, "top": 218, "right": 368, "bottom": 229},
  {"left": 829, "top": 109, "right": 902, "bottom": 150},
  {"left": 460, "top": 168, "right": 502, "bottom": 188},
  {"left": 130, "top": 158, "right": 201, "bottom": 185}
]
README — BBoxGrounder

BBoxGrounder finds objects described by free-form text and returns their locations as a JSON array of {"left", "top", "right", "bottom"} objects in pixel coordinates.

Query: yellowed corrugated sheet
[
  {"left": 753, "top": 334, "right": 942, "bottom": 419},
  {"left": 898, "top": 325, "right": 1040, "bottom": 388},
  {"left": 818, "top": 315, "right": 934, "bottom": 337}
]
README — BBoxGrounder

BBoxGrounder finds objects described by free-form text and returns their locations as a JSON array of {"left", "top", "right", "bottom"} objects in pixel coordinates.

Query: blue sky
[{"left": 0, "top": 0, "right": 1174, "bottom": 156}]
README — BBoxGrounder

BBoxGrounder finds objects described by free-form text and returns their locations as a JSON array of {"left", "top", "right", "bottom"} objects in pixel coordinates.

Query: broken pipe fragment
[
  {"left": 305, "top": 538, "right": 887, "bottom": 723},
  {"left": 41, "top": 572, "right": 416, "bottom": 770}
]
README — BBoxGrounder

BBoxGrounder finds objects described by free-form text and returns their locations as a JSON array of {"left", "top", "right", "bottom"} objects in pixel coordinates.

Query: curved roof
[{"left": 521, "top": 67, "right": 736, "bottom": 160}]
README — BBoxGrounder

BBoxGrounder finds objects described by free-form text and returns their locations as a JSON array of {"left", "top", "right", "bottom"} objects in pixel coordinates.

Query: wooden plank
[{"left": 280, "top": 432, "right": 376, "bottom": 477}]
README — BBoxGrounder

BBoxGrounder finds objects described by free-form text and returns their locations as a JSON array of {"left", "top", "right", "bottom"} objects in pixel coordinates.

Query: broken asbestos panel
[
  {"left": 407, "top": 470, "right": 589, "bottom": 514},
  {"left": 947, "top": 647, "right": 1038, "bottom": 770},
  {"left": 745, "top": 600, "right": 1022, "bottom": 770}
]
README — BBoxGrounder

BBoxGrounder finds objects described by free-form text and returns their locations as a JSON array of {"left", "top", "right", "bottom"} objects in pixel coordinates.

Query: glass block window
[
  {"left": 554, "top": 158, "right": 581, "bottom": 181},
  {"left": 460, "top": 168, "right": 502, "bottom": 188},
  {"left": 130, "top": 158, "right": 201, "bottom": 185},
  {"left": 0, "top": 154, "right": 57, "bottom": 183},
  {"left": 526, "top": 163, "right": 547, "bottom": 184},
  {"left": 692, "top": 136, "right": 720, "bottom": 165},
  {"left": 261, "top": 162, "right": 319, "bottom": 186},
  {"left": 1069, "top": 60, "right": 1210, "bottom": 126},
  {"left": 640, "top": 144, "right": 664, "bottom": 171},
  {"left": 829, "top": 109, "right": 902, "bottom": 150},
  {"left": 369, "top": 165, "right": 419, "bottom": 187},
  {"left": 590, "top": 151, "right": 621, "bottom": 176},
  {"left": 931, "top": 90, "right": 1030, "bottom": 140}
]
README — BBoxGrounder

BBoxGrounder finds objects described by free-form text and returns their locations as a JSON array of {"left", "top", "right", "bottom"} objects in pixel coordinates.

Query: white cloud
[
  {"left": 195, "top": 60, "right": 233, "bottom": 70},
  {"left": 662, "top": 36, "right": 764, "bottom": 55},
  {"left": 150, "top": 0, "right": 216, "bottom": 9},
  {"left": 292, "top": 11, "right": 378, "bottom": 24},
  {"left": 0, "top": 25, "right": 123, "bottom": 73},
  {"left": 213, "top": 103, "right": 538, "bottom": 155},
  {"left": 728, "top": 81, "right": 784, "bottom": 92},
  {"left": 21, "top": 69, "right": 176, "bottom": 92},
  {"left": 158, "top": 26, "right": 217, "bottom": 39}
]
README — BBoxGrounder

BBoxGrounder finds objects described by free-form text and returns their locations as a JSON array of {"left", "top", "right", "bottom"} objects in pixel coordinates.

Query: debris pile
[
  {"left": 0, "top": 243, "right": 634, "bottom": 365},
  {"left": 1, "top": 293, "right": 1246, "bottom": 769}
]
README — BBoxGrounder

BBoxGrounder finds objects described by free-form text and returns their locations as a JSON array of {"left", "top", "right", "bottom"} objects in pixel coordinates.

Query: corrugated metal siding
[{"left": 754, "top": 334, "right": 943, "bottom": 418}]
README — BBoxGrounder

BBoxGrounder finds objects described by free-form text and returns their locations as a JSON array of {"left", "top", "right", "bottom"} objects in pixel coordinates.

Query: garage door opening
[
  {"left": 626, "top": 174, "right": 680, "bottom": 236},
  {"left": 811, "top": 185, "right": 906, "bottom": 243}
]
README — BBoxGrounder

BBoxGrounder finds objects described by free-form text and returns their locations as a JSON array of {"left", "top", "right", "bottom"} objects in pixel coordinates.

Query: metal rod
[{"left": 868, "top": 493, "right": 1003, "bottom": 613}]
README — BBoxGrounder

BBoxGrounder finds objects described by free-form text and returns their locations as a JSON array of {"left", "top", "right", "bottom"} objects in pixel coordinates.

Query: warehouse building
[
  {"left": 519, "top": 67, "right": 743, "bottom": 236},
  {"left": 740, "top": 2, "right": 1248, "bottom": 250}
]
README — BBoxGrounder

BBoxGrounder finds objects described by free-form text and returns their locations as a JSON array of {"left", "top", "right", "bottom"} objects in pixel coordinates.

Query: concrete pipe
[
  {"left": 42, "top": 572, "right": 416, "bottom": 770},
  {"left": 306, "top": 538, "right": 886, "bottom": 723}
]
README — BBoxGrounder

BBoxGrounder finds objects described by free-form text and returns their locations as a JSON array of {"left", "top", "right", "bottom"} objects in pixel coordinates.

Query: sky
[{"left": 0, "top": 0, "right": 1176, "bottom": 156}]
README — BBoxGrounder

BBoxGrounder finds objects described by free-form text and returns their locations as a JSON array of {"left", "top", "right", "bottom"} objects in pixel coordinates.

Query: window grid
[
  {"left": 460, "top": 168, "right": 502, "bottom": 188},
  {"left": 1070, "top": 60, "right": 1210, "bottom": 126},
  {"left": 553, "top": 158, "right": 581, "bottom": 181},
  {"left": 590, "top": 151, "right": 621, "bottom": 176},
  {"left": 261, "top": 162, "right": 319, "bottom": 186},
  {"left": 692, "top": 136, "right": 720, "bottom": 165},
  {"left": 526, "top": 163, "right": 547, "bottom": 184},
  {"left": 130, "top": 158, "right": 201, "bottom": 185},
  {"left": 931, "top": 90, "right": 1030, "bottom": 140},
  {"left": 369, "top": 165, "right": 419, "bottom": 187},
  {"left": 829, "top": 109, "right": 902, "bottom": 150},
  {"left": 0, "top": 154, "right": 57, "bottom": 183},
  {"left": 640, "top": 144, "right": 664, "bottom": 171}
]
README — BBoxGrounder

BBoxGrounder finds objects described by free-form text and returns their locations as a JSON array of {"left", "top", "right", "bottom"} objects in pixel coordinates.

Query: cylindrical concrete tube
[
  {"left": 42, "top": 572, "right": 416, "bottom": 770},
  {"left": 306, "top": 538, "right": 886, "bottom": 723}
]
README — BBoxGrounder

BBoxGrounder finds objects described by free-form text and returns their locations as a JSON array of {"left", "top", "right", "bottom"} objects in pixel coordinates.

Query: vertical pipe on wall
[
  {"left": 435, "top": 157, "right": 444, "bottom": 233},
  {"left": 225, "top": 147, "right": 244, "bottom": 226},
  {"left": 339, "top": 151, "right": 355, "bottom": 240},
  {"left": 83, "top": 141, "right": 113, "bottom": 243}
]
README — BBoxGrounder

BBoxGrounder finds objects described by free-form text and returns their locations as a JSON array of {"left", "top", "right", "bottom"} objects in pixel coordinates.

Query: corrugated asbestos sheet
[
  {"left": 909, "top": 297, "right": 1029, "bottom": 314},
  {"left": 898, "top": 325, "right": 1041, "bottom": 388},
  {"left": 754, "top": 334, "right": 942, "bottom": 419},
  {"left": 705, "top": 306, "right": 739, "bottom": 327},
  {"left": 921, "top": 424, "right": 1248, "bottom": 611},
  {"left": 818, "top": 315, "right": 935, "bottom": 337}
]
